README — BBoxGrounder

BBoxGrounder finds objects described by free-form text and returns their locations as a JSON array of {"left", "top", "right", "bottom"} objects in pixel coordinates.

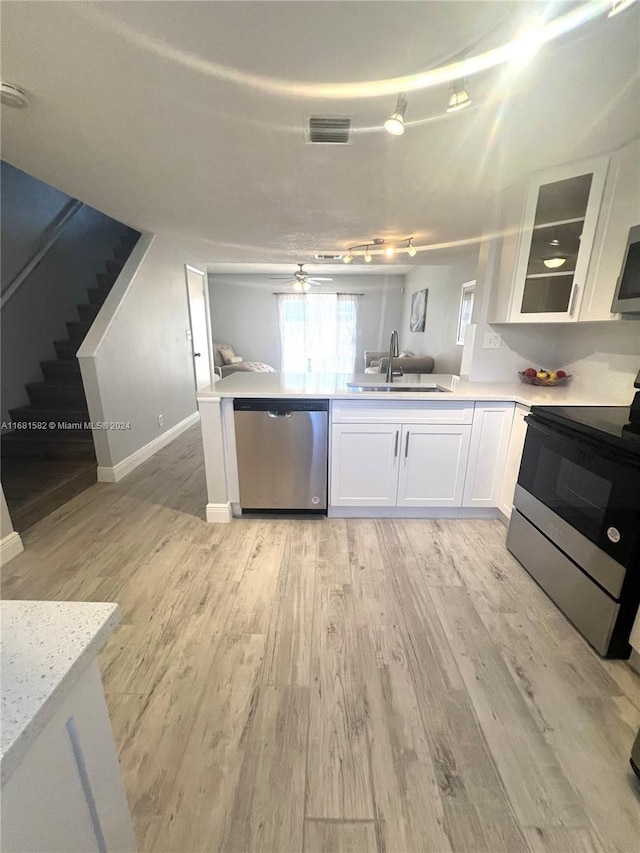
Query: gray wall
[
  {"left": 83, "top": 235, "right": 200, "bottom": 468},
  {"left": 400, "top": 254, "right": 478, "bottom": 374},
  {"left": 1, "top": 163, "right": 136, "bottom": 422},
  {"left": 208, "top": 273, "right": 405, "bottom": 372}
]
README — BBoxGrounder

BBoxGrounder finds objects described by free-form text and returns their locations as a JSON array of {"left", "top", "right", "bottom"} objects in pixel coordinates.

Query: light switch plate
[{"left": 483, "top": 332, "right": 502, "bottom": 350}]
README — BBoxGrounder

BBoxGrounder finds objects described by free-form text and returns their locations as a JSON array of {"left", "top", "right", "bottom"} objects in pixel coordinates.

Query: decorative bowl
[{"left": 518, "top": 371, "right": 571, "bottom": 387}]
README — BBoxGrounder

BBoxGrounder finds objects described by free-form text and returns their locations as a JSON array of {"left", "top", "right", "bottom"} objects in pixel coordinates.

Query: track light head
[
  {"left": 364, "top": 246, "right": 372, "bottom": 263},
  {"left": 406, "top": 239, "right": 417, "bottom": 257},
  {"left": 385, "top": 93, "right": 408, "bottom": 135},
  {"left": 343, "top": 253, "right": 354, "bottom": 264},
  {"left": 608, "top": 0, "right": 638, "bottom": 16},
  {"left": 385, "top": 246, "right": 395, "bottom": 258},
  {"left": 447, "top": 80, "right": 471, "bottom": 113}
]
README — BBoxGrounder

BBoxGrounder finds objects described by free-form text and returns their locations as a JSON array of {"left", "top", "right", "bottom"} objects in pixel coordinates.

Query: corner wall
[
  {"left": 78, "top": 234, "right": 201, "bottom": 474},
  {"left": 400, "top": 254, "right": 478, "bottom": 374}
]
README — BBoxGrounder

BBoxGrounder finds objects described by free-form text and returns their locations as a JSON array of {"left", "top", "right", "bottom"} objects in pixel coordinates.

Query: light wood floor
[{"left": 3, "top": 425, "right": 640, "bottom": 853}]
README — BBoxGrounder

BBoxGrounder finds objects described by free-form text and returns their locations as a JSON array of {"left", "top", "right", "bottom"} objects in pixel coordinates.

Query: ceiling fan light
[
  {"left": 406, "top": 240, "right": 417, "bottom": 257},
  {"left": 364, "top": 246, "right": 372, "bottom": 263},
  {"left": 343, "top": 252, "right": 354, "bottom": 264},
  {"left": 543, "top": 256, "right": 567, "bottom": 269}
]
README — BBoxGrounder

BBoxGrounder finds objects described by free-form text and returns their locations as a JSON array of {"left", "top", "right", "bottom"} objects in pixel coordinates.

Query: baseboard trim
[
  {"left": 328, "top": 506, "right": 500, "bottom": 519},
  {"left": 206, "top": 502, "right": 232, "bottom": 523},
  {"left": 97, "top": 412, "right": 200, "bottom": 483},
  {"left": 1, "top": 531, "right": 24, "bottom": 566}
]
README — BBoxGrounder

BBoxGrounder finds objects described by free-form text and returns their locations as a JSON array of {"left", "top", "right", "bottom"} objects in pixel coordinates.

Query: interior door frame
[{"left": 184, "top": 264, "right": 215, "bottom": 390}]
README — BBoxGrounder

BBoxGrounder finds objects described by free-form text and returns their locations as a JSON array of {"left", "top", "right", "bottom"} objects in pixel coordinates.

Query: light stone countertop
[
  {"left": 1, "top": 600, "right": 120, "bottom": 784},
  {"left": 197, "top": 372, "right": 633, "bottom": 408}
]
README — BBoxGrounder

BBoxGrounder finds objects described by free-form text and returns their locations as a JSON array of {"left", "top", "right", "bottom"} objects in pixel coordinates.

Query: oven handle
[{"left": 525, "top": 416, "right": 640, "bottom": 467}]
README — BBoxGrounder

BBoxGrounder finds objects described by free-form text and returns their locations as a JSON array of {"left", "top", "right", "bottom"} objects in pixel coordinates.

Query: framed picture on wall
[{"left": 409, "top": 288, "right": 428, "bottom": 332}]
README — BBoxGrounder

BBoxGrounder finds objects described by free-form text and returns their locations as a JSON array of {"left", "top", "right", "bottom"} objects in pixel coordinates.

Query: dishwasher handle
[{"left": 267, "top": 411, "right": 293, "bottom": 418}]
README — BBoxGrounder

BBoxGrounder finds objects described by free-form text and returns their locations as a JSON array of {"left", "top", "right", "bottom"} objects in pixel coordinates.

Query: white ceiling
[{"left": 2, "top": 1, "right": 639, "bottom": 271}]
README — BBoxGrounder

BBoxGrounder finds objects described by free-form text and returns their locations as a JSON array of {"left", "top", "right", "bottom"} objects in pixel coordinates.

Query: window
[
  {"left": 277, "top": 293, "right": 358, "bottom": 373},
  {"left": 456, "top": 280, "right": 475, "bottom": 345}
]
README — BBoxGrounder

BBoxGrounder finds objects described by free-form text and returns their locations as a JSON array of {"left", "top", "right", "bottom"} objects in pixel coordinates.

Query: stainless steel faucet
[{"left": 385, "top": 330, "right": 402, "bottom": 382}]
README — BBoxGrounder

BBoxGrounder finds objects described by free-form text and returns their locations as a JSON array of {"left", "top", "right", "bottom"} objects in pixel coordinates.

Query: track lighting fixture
[
  {"left": 608, "top": 0, "right": 637, "bottom": 17},
  {"left": 340, "top": 237, "right": 417, "bottom": 263},
  {"left": 447, "top": 80, "right": 471, "bottom": 113},
  {"left": 384, "top": 93, "right": 408, "bottom": 136}
]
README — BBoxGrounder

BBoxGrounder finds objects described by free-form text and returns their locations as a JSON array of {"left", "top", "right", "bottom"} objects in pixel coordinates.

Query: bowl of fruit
[{"left": 518, "top": 368, "right": 570, "bottom": 386}]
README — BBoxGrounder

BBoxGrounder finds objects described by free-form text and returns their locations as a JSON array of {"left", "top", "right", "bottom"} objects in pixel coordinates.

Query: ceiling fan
[{"left": 269, "top": 263, "right": 333, "bottom": 292}]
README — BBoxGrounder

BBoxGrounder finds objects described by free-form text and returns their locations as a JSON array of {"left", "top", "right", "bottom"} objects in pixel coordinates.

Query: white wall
[
  {"left": 208, "top": 273, "right": 405, "bottom": 372},
  {"left": 400, "top": 254, "right": 479, "bottom": 374},
  {"left": 78, "top": 234, "right": 201, "bottom": 469}
]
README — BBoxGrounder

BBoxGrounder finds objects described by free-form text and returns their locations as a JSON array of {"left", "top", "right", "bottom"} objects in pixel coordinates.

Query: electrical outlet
[
  {"left": 158, "top": 414, "right": 164, "bottom": 427},
  {"left": 483, "top": 332, "right": 502, "bottom": 350}
]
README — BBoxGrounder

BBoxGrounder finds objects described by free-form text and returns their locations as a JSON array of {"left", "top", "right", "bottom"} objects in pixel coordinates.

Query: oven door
[{"left": 518, "top": 416, "right": 640, "bottom": 571}]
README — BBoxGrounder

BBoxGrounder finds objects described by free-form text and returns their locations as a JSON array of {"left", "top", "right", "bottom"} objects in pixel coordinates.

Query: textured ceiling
[{"left": 1, "top": 1, "right": 639, "bottom": 269}]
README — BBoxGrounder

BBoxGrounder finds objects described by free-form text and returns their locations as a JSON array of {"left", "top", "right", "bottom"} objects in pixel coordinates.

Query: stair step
[
  {"left": 26, "top": 381, "right": 87, "bottom": 406},
  {"left": 105, "top": 258, "right": 125, "bottom": 277},
  {"left": 9, "top": 405, "right": 90, "bottom": 426},
  {"left": 77, "top": 303, "right": 100, "bottom": 323},
  {"left": 66, "top": 320, "right": 92, "bottom": 341},
  {"left": 40, "top": 360, "right": 82, "bottom": 383},
  {"left": 87, "top": 288, "right": 107, "bottom": 306},
  {"left": 54, "top": 339, "right": 79, "bottom": 359},
  {"left": 96, "top": 271, "right": 118, "bottom": 291},
  {"left": 1, "top": 430, "right": 95, "bottom": 459}
]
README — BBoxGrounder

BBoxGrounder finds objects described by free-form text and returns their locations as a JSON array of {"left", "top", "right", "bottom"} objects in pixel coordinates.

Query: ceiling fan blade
[
  {"left": 268, "top": 276, "right": 294, "bottom": 280},
  {"left": 309, "top": 277, "right": 333, "bottom": 281}
]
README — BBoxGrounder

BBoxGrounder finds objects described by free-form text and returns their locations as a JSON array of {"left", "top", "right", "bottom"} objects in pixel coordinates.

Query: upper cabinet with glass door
[{"left": 503, "top": 157, "right": 608, "bottom": 323}]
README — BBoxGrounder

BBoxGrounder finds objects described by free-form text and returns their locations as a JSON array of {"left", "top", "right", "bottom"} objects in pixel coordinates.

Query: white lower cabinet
[
  {"left": 498, "top": 404, "right": 529, "bottom": 519},
  {"left": 463, "top": 402, "right": 515, "bottom": 508},
  {"left": 330, "top": 423, "right": 401, "bottom": 506},
  {"left": 396, "top": 425, "right": 471, "bottom": 507},
  {"left": 330, "top": 401, "right": 514, "bottom": 512}
]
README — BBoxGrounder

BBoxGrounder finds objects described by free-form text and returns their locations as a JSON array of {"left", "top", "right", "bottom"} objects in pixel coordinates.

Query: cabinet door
[
  {"left": 463, "top": 403, "right": 514, "bottom": 508},
  {"left": 396, "top": 425, "right": 471, "bottom": 508},
  {"left": 497, "top": 405, "right": 529, "bottom": 519},
  {"left": 330, "top": 423, "right": 400, "bottom": 506},
  {"left": 509, "top": 156, "right": 608, "bottom": 323}
]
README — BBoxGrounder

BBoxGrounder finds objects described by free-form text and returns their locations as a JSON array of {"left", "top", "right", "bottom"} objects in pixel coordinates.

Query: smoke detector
[{"left": 1, "top": 83, "right": 30, "bottom": 108}]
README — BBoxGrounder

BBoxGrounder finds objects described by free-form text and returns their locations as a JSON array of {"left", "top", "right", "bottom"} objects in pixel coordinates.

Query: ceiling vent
[
  {"left": 315, "top": 253, "right": 344, "bottom": 261},
  {"left": 306, "top": 116, "right": 352, "bottom": 145}
]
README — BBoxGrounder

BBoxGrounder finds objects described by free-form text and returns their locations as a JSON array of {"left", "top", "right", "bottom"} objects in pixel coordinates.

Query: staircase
[{"left": 1, "top": 232, "right": 139, "bottom": 532}]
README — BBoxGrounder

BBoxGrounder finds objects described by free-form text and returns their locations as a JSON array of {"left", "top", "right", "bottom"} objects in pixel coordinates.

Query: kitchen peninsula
[{"left": 197, "top": 372, "right": 633, "bottom": 523}]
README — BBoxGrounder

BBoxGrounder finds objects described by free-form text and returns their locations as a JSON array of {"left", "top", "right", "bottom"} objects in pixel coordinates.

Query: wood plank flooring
[{"left": 2, "top": 425, "right": 640, "bottom": 853}]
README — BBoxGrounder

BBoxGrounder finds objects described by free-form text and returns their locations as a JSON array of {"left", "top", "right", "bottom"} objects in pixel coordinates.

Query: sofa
[
  {"left": 213, "top": 342, "right": 277, "bottom": 378},
  {"left": 364, "top": 350, "right": 434, "bottom": 375}
]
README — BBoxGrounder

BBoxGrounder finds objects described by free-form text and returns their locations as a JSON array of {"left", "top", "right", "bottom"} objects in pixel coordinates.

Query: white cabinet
[
  {"left": 331, "top": 421, "right": 471, "bottom": 509},
  {"left": 396, "top": 425, "right": 471, "bottom": 507},
  {"left": 490, "top": 155, "right": 609, "bottom": 323},
  {"left": 1, "top": 661, "right": 135, "bottom": 853},
  {"left": 330, "top": 423, "right": 401, "bottom": 506},
  {"left": 497, "top": 404, "right": 529, "bottom": 520},
  {"left": 463, "top": 403, "right": 514, "bottom": 508},
  {"left": 330, "top": 401, "right": 517, "bottom": 512}
]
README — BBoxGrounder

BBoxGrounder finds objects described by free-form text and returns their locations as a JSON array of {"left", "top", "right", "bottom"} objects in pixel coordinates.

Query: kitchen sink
[{"left": 347, "top": 382, "right": 451, "bottom": 393}]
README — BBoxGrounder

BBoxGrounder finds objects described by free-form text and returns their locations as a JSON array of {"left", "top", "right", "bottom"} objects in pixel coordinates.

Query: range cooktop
[{"left": 530, "top": 405, "right": 640, "bottom": 457}]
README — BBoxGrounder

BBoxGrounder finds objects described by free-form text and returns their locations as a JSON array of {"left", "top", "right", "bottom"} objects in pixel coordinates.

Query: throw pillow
[
  {"left": 217, "top": 344, "right": 236, "bottom": 364},
  {"left": 226, "top": 355, "right": 243, "bottom": 364}
]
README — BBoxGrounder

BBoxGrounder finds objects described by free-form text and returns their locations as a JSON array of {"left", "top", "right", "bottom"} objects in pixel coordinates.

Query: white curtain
[{"left": 277, "top": 293, "right": 358, "bottom": 373}]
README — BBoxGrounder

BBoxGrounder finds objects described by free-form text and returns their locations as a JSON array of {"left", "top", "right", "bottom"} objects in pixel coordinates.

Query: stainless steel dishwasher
[{"left": 233, "top": 399, "right": 328, "bottom": 511}]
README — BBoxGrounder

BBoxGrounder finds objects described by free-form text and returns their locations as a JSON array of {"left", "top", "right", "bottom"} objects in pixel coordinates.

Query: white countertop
[
  {"left": 197, "top": 372, "right": 632, "bottom": 408},
  {"left": 1, "top": 600, "right": 120, "bottom": 784}
]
